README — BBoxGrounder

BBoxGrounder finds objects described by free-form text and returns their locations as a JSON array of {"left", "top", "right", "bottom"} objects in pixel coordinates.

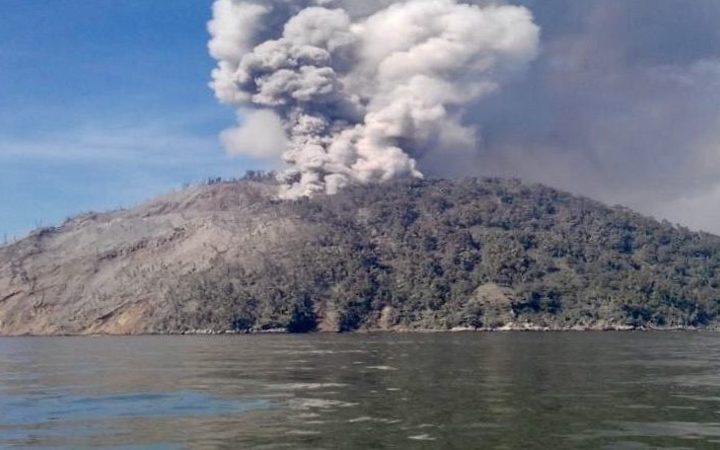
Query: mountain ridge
[{"left": 2, "top": 177, "right": 720, "bottom": 335}]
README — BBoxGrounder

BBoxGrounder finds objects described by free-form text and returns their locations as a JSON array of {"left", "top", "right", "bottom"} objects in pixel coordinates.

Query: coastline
[{"left": 0, "top": 324, "right": 711, "bottom": 337}]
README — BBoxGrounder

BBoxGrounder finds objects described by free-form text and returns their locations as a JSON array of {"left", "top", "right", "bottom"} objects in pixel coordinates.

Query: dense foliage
[{"left": 163, "top": 178, "right": 720, "bottom": 333}]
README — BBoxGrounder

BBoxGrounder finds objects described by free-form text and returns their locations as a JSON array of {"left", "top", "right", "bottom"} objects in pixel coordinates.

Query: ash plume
[{"left": 208, "top": 0, "right": 540, "bottom": 197}]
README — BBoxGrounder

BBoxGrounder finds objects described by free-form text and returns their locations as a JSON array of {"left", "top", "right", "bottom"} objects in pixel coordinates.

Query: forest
[{"left": 161, "top": 177, "right": 720, "bottom": 333}]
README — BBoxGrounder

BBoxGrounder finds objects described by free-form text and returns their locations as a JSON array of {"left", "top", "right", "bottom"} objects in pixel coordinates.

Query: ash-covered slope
[{"left": 2, "top": 177, "right": 720, "bottom": 335}]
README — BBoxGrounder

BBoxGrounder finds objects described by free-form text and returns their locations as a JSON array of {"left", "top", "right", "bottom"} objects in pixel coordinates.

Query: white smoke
[{"left": 208, "top": 0, "right": 540, "bottom": 197}]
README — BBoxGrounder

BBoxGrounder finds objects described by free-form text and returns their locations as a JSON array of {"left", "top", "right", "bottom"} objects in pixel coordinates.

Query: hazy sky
[
  {"left": 476, "top": 0, "right": 720, "bottom": 234},
  {"left": 1, "top": 0, "right": 719, "bottom": 239}
]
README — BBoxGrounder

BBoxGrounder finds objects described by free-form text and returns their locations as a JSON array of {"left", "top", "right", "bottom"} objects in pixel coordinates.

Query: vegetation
[{"left": 161, "top": 178, "right": 720, "bottom": 333}]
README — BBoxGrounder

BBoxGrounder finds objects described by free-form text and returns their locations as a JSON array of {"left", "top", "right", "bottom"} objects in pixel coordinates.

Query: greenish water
[{"left": 2, "top": 333, "right": 720, "bottom": 449}]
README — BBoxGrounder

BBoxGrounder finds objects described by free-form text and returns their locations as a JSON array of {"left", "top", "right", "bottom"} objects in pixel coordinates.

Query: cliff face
[{"left": 2, "top": 178, "right": 720, "bottom": 335}]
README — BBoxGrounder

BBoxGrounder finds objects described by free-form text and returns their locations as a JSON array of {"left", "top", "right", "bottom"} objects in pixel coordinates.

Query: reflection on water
[{"left": 2, "top": 333, "right": 720, "bottom": 449}]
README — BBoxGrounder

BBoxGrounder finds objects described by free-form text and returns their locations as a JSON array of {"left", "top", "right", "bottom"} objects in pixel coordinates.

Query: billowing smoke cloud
[{"left": 208, "top": 0, "right": 539, "bottom": 197}]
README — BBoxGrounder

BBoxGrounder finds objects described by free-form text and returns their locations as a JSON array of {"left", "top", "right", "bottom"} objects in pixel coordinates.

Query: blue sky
[{"left": 0, "top": 0, "right": 267, "bottom": 239}]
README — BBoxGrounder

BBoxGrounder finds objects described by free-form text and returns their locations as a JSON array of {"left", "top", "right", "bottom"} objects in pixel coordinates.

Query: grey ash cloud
[
  {"left": 470, "top": 0, "right": 720, "bottom": 233},
  {"left": 209, "top": 0, "right": 720, "bottom": 233},
  {"left": 208, "top": 0, "right": 539, "bottom": 198}
]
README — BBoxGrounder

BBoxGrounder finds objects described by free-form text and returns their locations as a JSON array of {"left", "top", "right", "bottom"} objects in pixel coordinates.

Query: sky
[
  {"left": 1, "top": 0, "right": 720, "bottom": 239},
  {"left": 0, "top": 0, "right": 264, "bottom": 240}
]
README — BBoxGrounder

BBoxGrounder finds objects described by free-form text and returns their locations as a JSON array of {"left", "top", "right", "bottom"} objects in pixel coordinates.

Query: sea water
[{"left": 2, "top": 333, "right": 720, "bottom": 449}]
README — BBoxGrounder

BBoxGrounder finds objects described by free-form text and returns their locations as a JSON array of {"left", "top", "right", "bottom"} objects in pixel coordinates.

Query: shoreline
[{"left": 0, "top": 325, "right": 713, "bottom": 338}]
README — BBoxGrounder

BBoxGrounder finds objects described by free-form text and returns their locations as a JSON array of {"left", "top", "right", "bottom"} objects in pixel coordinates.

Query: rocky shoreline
[
  {"left": 173, "top": 324, "right": 708, "bottom": 336},
  {"left": 2, "top": 325, "right": 712, "bottom": 337}
]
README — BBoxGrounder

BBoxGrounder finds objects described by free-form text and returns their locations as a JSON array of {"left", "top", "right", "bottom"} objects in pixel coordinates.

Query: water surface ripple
[{"left": 1, "top": 333, "right": 720, "bottom": 449}]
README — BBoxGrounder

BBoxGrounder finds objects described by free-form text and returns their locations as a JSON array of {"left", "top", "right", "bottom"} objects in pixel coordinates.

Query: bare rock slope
[
  {"left": 0, "top": 181, "right": 283, "bottom": 335},
  {"left": 2, "top": 178, "right": 720, "bottom": 335}
]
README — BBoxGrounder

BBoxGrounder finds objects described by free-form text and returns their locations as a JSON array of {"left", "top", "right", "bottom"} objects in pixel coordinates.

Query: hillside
[{"left": 1, "top": 177, "right": 720, "bottom": 335}]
